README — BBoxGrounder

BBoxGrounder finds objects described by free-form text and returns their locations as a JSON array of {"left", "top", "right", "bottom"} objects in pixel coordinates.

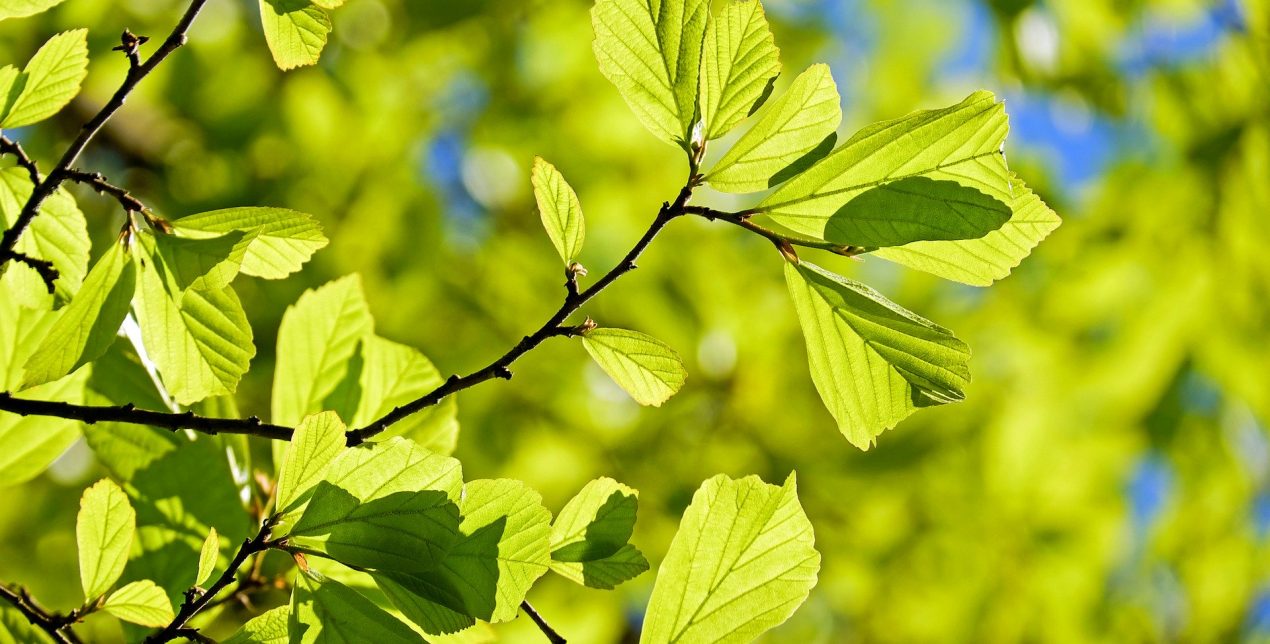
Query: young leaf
[
  {"left": 171, "top": 207, "right": 328, "bottom": 279},
  {"left": 291, "top": 572, "right": 423, "bottom": 643},
  {"left": 0, "top": 168, "right": 90, "bottom": 306},
  {"left": 151, "top": 230, "right": 252, "bottom": 292},
  {"left": 0, "top": 30, "right": 89, "bottom": 128},
  {"left": 272, "top": 275, "right": 373, "bottom": 426},
  {"left": 700, "top": 0, "right": 781, "bottom": 140},
  {"left": 259, "top": 0, "right": 332, "bottom": 71},
  {"left": 196, "top": 527, "right": 219, "bottom": 587},
  {"left": 785, "top": 261, "right": 971, "bottom": 449},
  {"left": 102, "top": 580, "right": 175, "bottom": 627},
  {"left": 346, "top": 335, "right": 458, "bottom": 455},
  {"left": 0, "top": 0, "right": 68, "bottom": 21},
  {"left": 222, "top": 606, "right": 290, "bottom": 644},
  {"left": 22, "top": 241, "right": 136, "bottom": 389},
  {"left": 872, "top": 175, "right": 1062, "bottom": 285},
  {"left": 375, "top": 479, "right": 553, "bottom": 633},
  {"left": 287, "top": 438, "right": 464, "bottom": 572},
  {"left": 592, "top": 0, "right": 709, "bottom": 146},
  {"left": 641, "top": 473, "right": 819, "bottom": 644},
  {"left": 757, "top": 91, "right": 1012, "bottom": 241},
  {"left": 275, "top": 411, "right": 347, "bottom": 527},
  {"left": 582, "top": 328, "right": 687, "bottom": 407},
  {"left": 706, "top": 64, "right": 841, "bottom": 193},
  {"left": 531, "top": 157, "right": 586, "bottom": 264},
  {"left": 77, "top": 479, "right": 136, "bottom": 600},
  {"left": 133, "top": 242, "right": 255, "bottom": 405},
  {"left": 550, "top": 477, "right": 649, "bottom": 589}
]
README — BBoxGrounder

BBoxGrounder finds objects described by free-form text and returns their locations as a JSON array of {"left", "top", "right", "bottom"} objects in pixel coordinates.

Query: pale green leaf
[
  {"left": 272, "top": 275, "right": 373, "bottom": 426},
  {"left": 819, "top": 176, "right": 1011, "bottom": 247},
  {"left": 22, "top": 241, "right": 135, "bottom": 388},
  {"left": 171, "top": 207, "right": 328, "bottom": 279},
  {"left": 641, "top": 473, "right": 819, "bottom": 644},
  {"left": 376, "top": 479, "right": 552, "bottom": 634},
  {"left": 592, "top": 0, "right": 709, "bottom": 146},
  {"left": 0, "top": 372, "right": 87, "bottom": 487},
  {"left": 549, "top": 477, "right": 648, "bottom": 589},
  {"left": 347, "top": 335, "right": 457, "bottom": 455},
  {"left": 699, "top": 0, "right": 781, "bottom": 140},
  {"left": 275, "top": 411, "right": 347, "bottom": 529},
  {"left": 222, "top": 606, "right": 290, "bottom": 644},
  {"left": 102, "top": 580, "right": 175, "bottom": 627},
  {"left": 873, "top": 174, "right": 1062, "bottom": 285},
  {"left": 82, "top": 343, "right": 181, "bottom": 481},
  {"left": 288, "top": 437, "right": 463, "bottom": 572},
  {"left": 785, "top": 261, "right": 971, "bottom": 449},
  {"left": 311, "top": 0, "right": 345, "bottom": 8},
  {"left": 133, "top": 241, "right": 255, "bottom": 405},
  {"left": 291, "top": 572, "right": 423, "bottom": 643},
  {"left": 0, "top": 0, "right": 68, "bottom": 21},
  {"left": 531, "top": 157, "right": 586, "bottom": 264},
  {"left": 77, "top": 478, "right": 136, "bottom": 600},
  {"left": 259, "top": 0, "right": 332, "bottom": 71},
  {"left": 196, "top": 527, "right": 219, "bottom": 587},
  {"left": 758, "top": 91, "right": 1011, "bottom": 241},
  {"left": 0, "top": 168, "right": 90, "bottom": 305},
  {"left": 152, "top": 230, "right": 252, "bottom": 291},
  {"left": 707, "top": 64, "right": 841, "bottom": 193},
  {"left": 0, "top": 602, "right": 52, "bottom": 643},
  {"left": 582, "top": 328, "right": 686, "bottom": 407},
  {"left": 1, "top": 29, "right": 89, "bottom": 128}
]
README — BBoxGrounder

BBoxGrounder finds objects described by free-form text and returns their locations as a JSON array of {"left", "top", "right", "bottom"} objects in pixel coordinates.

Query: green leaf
[
  {"left": 82, "top": 343, "right": 182, "bottom": 481},
  {"left": 0, "top": 29, "right": 89, "bottom": 128},
  {"left": 222, "top": 606, "right": 290, "bottom": 644},
  {"left": 133, "top": 241, "right": 255, "bottom": 405},
  {"left": 582, "top": 328, "right": 687, "bottom": 407},
  {"left": 102, "top": 580, "right": 175, "bottom": 627},
  {"left": 272, "top": 275, "right": 373, "bottom": 426},
  {"left": 152, "top": 230, "right": 252, "bottom": 291},
  {"left": 345, "top": 335, "right": 457, "bottom": 455},
  {"left": 784, "top": 261, "right": 971, "bottom": 449},
  {"left": 291, "top": 572, "right": 424, "bottom": 643},
  {"left": 259, "top": 0, "right": 332, "bottom": 71},
  {"left": 699, "top": 0, "right": 781, "bottom": 140},
  {"left": 0, "top": 0, "right": 68, "bottom": 21},
  {"left": 0, "top": 602, "right": 52, "bottom": 643},
  {"left": 872, "top": 174, "right": 1062, "bottom": 285},
  {"left": 641, "top": 473, "right": 819, "bottom": 644},
  {"left": 375, "top": 479, "right": 552, "bottom": 634},
  {"left": 757, "top": 91, "right": 1012, "bottom": 241},
  {"left": 287, "top": 437, "right": 464, "bottom": 573},
  {"left": 550, "top": 477, "right": 648, "bottom": 589},
  {"left": 171, "top": 207, "right": 328, "bottom": 279},
  {"left": 706, "top": 64, "right": 841, "bottom": 193},
  {"left": 531, "top": 157, "right": 586, "bottom": 264},
  {"left": 22, "top": 240, "right": 135, "bottom": 388},
  {"left": 311, "top": 0, "right": 345, "bottom": 9},
  {"left": 196, "top": 527, "right": 219, "bottom": 587},
  {"left": 275, "top": 411, "right": 347, "bottom": 529},
  {"left": 0, "top": 168, "right": 90, "bottom": 306},
  {"left": 77, "top": 478, "right": 136, "bottom": 600},
  {"left": 822, "top": 177, "right": 1011, "bottom": 247},
  {"left": 592, "top": 0, "right": 709, "bottom": 146}
]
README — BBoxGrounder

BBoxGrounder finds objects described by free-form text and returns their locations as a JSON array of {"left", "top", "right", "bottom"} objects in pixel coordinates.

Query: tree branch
[
  {"left": 520, "top": 600, "right": 567, "bottom": 644},
  {"left": 680, "top": 206, "right": 870, "bottom": 259},
  {"left": 0, "top": 584, "right": 81, "bottom": 644},
  {"left": 65, "top": 169, "right": 148, "bottom": 215},
  {"left": 144, "top": 516, "right": 280, "bottom": 644},
  {"left": 0, "top": 393, "right": 293, "bottom": 440},
  {"left": 0, "top": 0, "right": 209, "bottom": 282},
  {"left": 0, "top": 135, "right": 42, "bottom": 184}
]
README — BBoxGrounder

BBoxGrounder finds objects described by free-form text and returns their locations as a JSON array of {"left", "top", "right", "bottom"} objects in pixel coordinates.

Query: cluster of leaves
[{"left": 0, "top": 0, "right": 1062, "bottom": 641}]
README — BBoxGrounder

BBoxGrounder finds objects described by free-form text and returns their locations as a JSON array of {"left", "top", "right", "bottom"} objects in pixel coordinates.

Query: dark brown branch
[
  {"left": 0, "top": 393, "right": 293, "bottom": 440},
  {"left": 0, "top": 584, "right": 80, "bottom": 644},
  {"left": 6, "top": 251, "right": 59, "bottom": 293},
  {"left": 521, "top": 600, "right": 567, "bottom": 644},
  {"left": 680, "top": 206, "right": 870, "bottom": 258},
  {"left": 0, "top": 0, "right": 209, "bottom": 282},
  {"left": 65, "top": 169, "right": 147, "bottom": 214},
  {"left": 0, "top": 135, "right": 42, "bottom": 184},
  {"left": 344, "top": 178, "right": 700, "bottom": 445},
  {"left": 144, "top": 516, "right": 279, "bottom": 644}
]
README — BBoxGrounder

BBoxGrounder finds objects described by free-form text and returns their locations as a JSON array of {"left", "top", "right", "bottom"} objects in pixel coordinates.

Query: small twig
[
  {"left": 0, "top": 584, "right": 80, "bottom": 644},
  {"left": 0, "top": 393, "right": 293, "bottom": 440},
  {"left": 520, "top": 600, "right": 567, "bottom": 644},
  {"left": 144, "top": 516, "right": 280, "bottom": 643},
  {"left": 0, "top": 135, "right": 42, "bottom": 184},
  {"left": 5, "top": 251, "right": 59, "bottom": 292},
  {"left": 65, "top": 169, "right": 147, "bottom": 214},
  {"left": 681, "top": 206, "right": 870, "bottom": 259}
]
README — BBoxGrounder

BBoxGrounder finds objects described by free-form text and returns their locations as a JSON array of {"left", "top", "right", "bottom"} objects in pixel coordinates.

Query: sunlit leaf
[
  {"left": 641, "top": 473, "right": 819, "bottom": 644},
  {"left": 275, "top": 411, "right": 347, "bottom": 529},
  {"left": 0, "top": 0, "right": 68, "bottom": 21},
  {"left": 346, "top": 335, "right": 458, "bottom": 455},
  {"left": 582, "top": 328, "right": 687, "bottom": 406},
  {"left": 196, "top": 527, "right": 219, "bottom": 587},
  {"left": 550, "top": 477, "right": 648, "bottom": 589},
  {"left": 259, "top": 0, "right": 332, "bottom": 71},
  {"left": 0, "top": 29, "right": 89, "bottom": 128},
  {"left": 222, "top": 606, "right": 290, "bottom": 644},
  {"left": 531, "top": 157, "right": 586, "bottom": 264},
  {"left": 700, "top": 0, "right": 781, "bottom": 140},
  {"left": 77, "top": 479, "right": 136, "bottom": 600},
  {"left": 0, "top": 168, "right": 90, "bottom": 306},
  {"left": 592, "top": 0, "right": 709, "bottom": 146},
  {"left": 151, "top": 230, "right": 252, "bottom": 292},
  {"left": 171, "top": 207, "right": 328, "bottom": 279},
  {"left": 784, "top": 261, "right": 971, "bottom": 449},
  {"left": 291, "top": 572, "right": 423, "bottom": 643},
  {"left": 102, "top": 580, "right": 174, "bottom": 627}
]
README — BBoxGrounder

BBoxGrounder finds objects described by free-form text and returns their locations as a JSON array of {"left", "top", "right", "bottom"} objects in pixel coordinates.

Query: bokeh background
[{"left": 2, "top": 0, "right": 1268, "bottom": 641}]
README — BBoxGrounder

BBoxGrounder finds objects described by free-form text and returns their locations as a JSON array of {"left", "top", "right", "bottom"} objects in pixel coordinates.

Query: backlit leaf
[
  {"left": 0, "top": 29, "right": 89, "bottom": 128},
  {"left": 550, "top": 477, "right": 648, "bottom": 589},
  {"left": 102, "top": 580, "right": 174, "bottom": 627},
  {"left": 77, "top": 479, "right": 136, "bottom": 600},
  {"left": 290, "top": 572, "right": 423, "bottom": 643},
  {"left": 531, "top": 157, "right": 586, "bottom": 264},
  {"left": 582, "top": 328, "right": 687, "bottom": 407},
  {"left": 259, "top": 0, "right": 332, "bottom": 71},
  {"left": 171, "top": 207, "right": 328, "bottom": 279},
  {"left": 699, "top": 0, "right": 781, "bottom": 140}
]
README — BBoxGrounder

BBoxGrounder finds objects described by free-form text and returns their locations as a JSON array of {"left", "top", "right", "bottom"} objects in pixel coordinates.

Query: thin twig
[
  {"left": 65, "top": 169, "right": 147, "bottom": 214},
  {"left": 0, "top": 0, "right": 210, "bottom": 282},
  {"left": 520, "top": 600, "right": 567, "bottom": 644},
  {"left": 0, "top": 135, "right": 42, "bottom": 184},
  {"left": 144, "top": 516, "right": 280, "bottom": 644},
  {"left": 0, "top": 393, "right": 293, "bottom": 440},
  {"left": 0, "top": 585, "right": 80, "bottom": 644},
  {"left": 680, "top": 206, "right": 869, "bottom": 258}
]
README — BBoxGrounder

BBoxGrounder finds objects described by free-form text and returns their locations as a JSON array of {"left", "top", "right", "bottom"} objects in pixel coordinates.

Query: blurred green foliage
[{"left": 1, "top": 0, "right": 1267, "bottom": 641}]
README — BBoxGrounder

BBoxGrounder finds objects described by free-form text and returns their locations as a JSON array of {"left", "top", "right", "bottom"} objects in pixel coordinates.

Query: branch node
[{"left": 494, "top": 366, "right": 513, "bottom": 380}]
